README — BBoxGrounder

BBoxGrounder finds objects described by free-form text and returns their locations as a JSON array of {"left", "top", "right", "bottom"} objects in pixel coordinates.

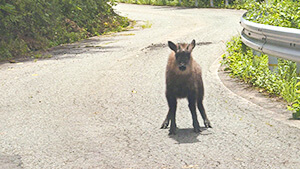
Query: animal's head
[{"left": 168, "top": 40, "right": 196, "bottom": 72}]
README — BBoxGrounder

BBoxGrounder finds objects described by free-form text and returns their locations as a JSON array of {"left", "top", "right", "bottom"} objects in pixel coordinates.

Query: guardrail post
[
  {"left": 268, "top": 55, "right": 278, "bottom": 72},
  {"left": 296, "top": 63, "right": 300, "bottom": 75},
  {"left": 210, "top": 0, "right": 214, "bottom": 7},
  {"left": 252, "top": 49, "right": 261, "bottom": 56}
]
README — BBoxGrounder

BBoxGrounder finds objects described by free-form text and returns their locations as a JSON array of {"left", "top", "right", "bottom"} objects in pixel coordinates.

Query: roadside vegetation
[
  {"left": 222, "top": 37, "right": 298, "bottom": 103},
  {"left": 118, "top": 0, "right": 252, "bottom": 8},
  {"left": 245, "top": 0, "right": 300, "bottom": 29},
  {"left": 0, "top": 0, "right": 129, "bottom": 60},
  {"left": 222, "top": 0, "right": 300, "bottom": 118}
]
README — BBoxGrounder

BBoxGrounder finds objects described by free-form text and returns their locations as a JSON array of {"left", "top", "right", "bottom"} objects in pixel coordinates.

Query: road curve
[{"left": 0, "top": 3, "right": 299, "bottom": 168}]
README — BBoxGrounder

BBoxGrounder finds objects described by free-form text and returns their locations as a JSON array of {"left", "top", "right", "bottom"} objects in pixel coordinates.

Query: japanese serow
[{"left": 161, "top": 39, "right": 212, "bottom": 135}]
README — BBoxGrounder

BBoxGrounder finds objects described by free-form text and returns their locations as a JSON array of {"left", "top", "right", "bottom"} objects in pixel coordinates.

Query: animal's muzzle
[{"left": 179, "top": 65, "right": 186, "bottom": 71}]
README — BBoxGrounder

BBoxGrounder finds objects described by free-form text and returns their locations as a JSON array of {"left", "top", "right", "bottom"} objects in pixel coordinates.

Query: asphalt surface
[{"left": 1, "top": 3, "right": 300, "bottom": 168}]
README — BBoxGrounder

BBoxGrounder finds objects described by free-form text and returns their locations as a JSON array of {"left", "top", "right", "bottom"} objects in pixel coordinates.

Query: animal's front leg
[
  {"left": 166, "top": 95, "right": 177, "bottom": 135},
  {"left": 188, "top": 95, "right": 201, "bottom": 133}
]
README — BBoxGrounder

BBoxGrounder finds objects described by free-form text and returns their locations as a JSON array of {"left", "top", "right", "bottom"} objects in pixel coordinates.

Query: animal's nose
[{"left": 179, "top": 65, "right": 186, "bottom": 71}]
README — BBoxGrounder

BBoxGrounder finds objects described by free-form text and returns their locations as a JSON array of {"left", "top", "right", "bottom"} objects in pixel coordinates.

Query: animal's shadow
[{"left": 168, "top": 127, "right": 212, "bottom": 144}]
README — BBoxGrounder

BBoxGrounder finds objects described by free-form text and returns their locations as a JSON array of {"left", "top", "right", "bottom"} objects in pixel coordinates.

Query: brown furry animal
[{"left": 161, "top": 39, "right": 212, "bottom": 135}]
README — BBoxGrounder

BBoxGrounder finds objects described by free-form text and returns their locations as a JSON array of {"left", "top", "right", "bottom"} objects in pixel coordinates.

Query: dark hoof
[
  {"left": 168, "top": 130, "right": 176, "bottom": 135},
  {"left": 204, "top": 120, "right": 212, "bottom": 128},
  {"left": 194, "top": 126, "right": 201, "bottom": 133},
  {"left": 193, "top": 122, "right": 201, "bottom": 133},
  {"left": 168, "top": 127, "right": 177, "bottom": 135},
  {"left": 160, "top": 121, "right": 169, "bottom": 129}
]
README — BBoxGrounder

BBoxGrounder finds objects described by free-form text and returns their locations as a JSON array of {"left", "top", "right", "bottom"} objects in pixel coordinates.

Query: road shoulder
[{"left": 218, "top": 64, "right": 300, "bottom": 129}]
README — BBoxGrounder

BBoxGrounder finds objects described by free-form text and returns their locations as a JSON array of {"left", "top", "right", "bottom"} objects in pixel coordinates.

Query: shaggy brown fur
[{"left": 161, "top": 40, "right": 212, "bottom": 135}]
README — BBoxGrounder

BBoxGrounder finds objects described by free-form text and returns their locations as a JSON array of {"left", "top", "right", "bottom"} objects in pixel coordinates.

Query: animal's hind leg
[
  {"left": 197, "top": 97, "right": 212, "bottom": 128},
  {"left": 161, "top": 95, "right": 177, "bottom": 134},
  {"left": 161, "top": 112, "right": 171, "bottom": 129},
  {"left": 188, "top": 95, "right": 201, "bottom": 133}
]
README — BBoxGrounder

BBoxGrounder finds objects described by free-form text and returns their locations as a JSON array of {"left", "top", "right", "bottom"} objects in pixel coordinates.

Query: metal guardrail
[{"left": 240, "top": 13, "right": 300, "bottom": 63}]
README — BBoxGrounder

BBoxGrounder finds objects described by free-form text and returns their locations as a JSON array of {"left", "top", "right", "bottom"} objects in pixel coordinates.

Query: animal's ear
[
  {"left": 187, "top": 39, "right": 196, "bottom": 52},
  {"left": 168, "top": 41, "right": 177, "bottom": 52}
]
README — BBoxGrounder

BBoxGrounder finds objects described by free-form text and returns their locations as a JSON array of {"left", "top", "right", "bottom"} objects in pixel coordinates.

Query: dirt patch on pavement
[{"left": 142, "top": 41, "right": 213, "bottom": 51}]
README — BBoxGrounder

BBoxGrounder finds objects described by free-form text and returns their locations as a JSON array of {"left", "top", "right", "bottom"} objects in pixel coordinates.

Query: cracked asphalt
[{"left": 0, "top": 3, "right": 300, "bottom": 168}]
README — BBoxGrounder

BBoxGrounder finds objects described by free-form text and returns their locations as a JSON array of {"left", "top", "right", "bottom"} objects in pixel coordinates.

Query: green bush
[
  {"left": 245, "top": 0, "right": 300, "bottom": 29},
  {"left": 222, "top": 36, "right": 298, "bottom": 104},
  {"left": 0, "top": 0, "right": 129, "bottom": 60}
]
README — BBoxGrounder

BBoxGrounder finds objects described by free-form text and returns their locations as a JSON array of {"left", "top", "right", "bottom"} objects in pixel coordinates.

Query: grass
[
  {"left": 222, "top": 36, "right": 300, "bottom": 118},
  {"left": 141, "top": 21, "right": 153, "bottom": 29}
]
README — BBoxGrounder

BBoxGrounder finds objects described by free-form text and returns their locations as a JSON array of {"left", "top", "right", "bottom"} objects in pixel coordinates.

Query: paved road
[{"left": 1, "top": 3, "right": 300, "bottom": 168}]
